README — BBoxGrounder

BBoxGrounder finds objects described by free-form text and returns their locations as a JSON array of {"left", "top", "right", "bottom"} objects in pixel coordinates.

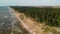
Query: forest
[{"left": 11, "top": 6, "right": 60, "bottom": 27}]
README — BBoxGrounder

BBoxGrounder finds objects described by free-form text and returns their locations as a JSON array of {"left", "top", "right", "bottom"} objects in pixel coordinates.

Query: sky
[{"left": 0, "top": 0, "right": 60, "bottom": 6}]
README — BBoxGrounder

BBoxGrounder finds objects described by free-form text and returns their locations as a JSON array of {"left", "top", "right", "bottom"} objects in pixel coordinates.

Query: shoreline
[{"left": 10, "top": 8, "right": 36, "bottom": 34}]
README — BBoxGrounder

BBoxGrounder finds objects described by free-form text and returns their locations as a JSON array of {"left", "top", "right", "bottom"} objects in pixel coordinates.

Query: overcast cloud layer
[{"left": 0, "top": 0, "right": 60, "bottom": 6}]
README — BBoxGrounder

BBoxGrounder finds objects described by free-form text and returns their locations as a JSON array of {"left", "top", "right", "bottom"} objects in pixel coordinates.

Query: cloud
[
  {"left": 39, "top": 0, "right": 56, "bottom": 5},
  {"left": 0, "top": 0, "right": 60, "bottom": 6},
  {"left": 13, "top": 0, "right": 60, "bottom": 6}
]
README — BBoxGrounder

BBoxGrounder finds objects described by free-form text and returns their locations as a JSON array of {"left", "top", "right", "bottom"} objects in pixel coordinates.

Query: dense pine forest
[{"left": 11, "top": 6, "right": 60, "bottom": 27}]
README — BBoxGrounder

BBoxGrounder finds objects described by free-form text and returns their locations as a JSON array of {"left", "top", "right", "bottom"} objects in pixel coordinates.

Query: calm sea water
[{"left": 0, "top": 6, "right": 11, "bottom": 18}]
